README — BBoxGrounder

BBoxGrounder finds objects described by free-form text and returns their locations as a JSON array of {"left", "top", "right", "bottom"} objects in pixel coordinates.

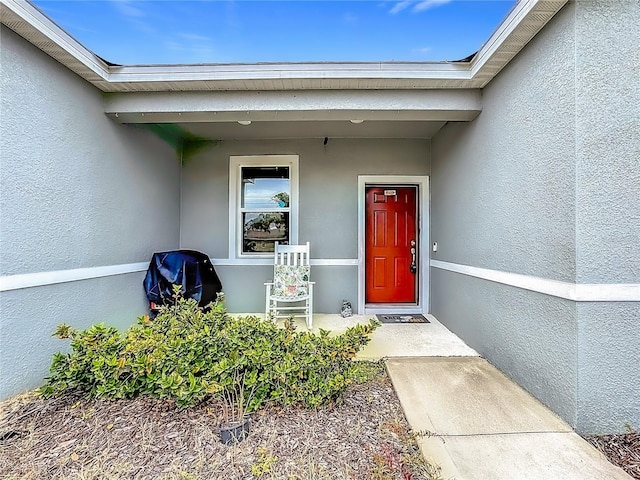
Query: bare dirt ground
[
  {"left": 585, "top": 432, "right": 640, "bottom": 479},
  {"left": 0, "top": 363, "right": 442, "bottom": 480}
]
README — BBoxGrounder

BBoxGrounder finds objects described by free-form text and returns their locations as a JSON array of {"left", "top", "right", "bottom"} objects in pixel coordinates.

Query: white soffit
[{"left": 0, "top": 0, "right": 568, "bottom": 93}]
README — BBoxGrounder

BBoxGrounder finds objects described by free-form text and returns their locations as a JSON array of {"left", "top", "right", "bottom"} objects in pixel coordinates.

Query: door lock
[{"left": 410, "top": 240, "right": 417, "bottom": 274}]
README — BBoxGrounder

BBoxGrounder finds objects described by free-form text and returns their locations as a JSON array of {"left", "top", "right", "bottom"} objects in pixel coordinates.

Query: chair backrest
[
  {"left": 274, "top": 242, "right": 310, "bottom": 266},
  {"left": 272, "top": 242, "right": 311, "bottom": 298}
]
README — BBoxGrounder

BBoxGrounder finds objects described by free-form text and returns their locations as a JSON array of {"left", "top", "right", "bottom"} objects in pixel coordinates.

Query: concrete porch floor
[{"left": 297, "top": 313, "right": 479, "bottom": 359}]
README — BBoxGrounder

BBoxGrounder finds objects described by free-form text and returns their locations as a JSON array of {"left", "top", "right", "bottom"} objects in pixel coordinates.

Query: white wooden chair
[{"left": 265, "top": 242, "right": 314, "bottom": 329}]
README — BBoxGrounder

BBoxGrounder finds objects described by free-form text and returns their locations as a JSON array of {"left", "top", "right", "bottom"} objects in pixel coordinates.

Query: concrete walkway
[
  {"left": 263, "top": 313, "right": 631, "bottom": 479},
  {"left": 386, "top": 357, "right": 633, "bottom": 480}
]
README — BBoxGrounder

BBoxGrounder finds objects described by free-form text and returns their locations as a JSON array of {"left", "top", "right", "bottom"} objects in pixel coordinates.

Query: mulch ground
[
  {"left": 2, "top": 365, "right": 638, "bottom": 480},
  {"left": 0, "top": 363, "right": 441, "bottom": 480},
  {"left": 585, "top": 432, "right": 640, "bottom": 479}
]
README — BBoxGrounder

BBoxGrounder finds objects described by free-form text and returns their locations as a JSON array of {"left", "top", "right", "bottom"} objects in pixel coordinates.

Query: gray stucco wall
[
  {"left": 577, "top": 302, "right": 640, "bottom": 434},
  {"left": 0, "top": 274, "right": 149, "bottom": 398},
  {"left": 574, "top": 0, "right": 640, "bottom": 285},
  {"left": 0, "top": 27, "right": 181, "bottom": 399},
  {"left": 180, "top": 138, "right": 430, "bottom": 312},
  {"left": 212, "top": 265, "right": 358, "bottom": 314},
  {"left": 573, "top": 0, "right": 640, "bottom": 433},
  {"left": 430, "top": 1, "right": 640, "bottom": 434},
  {"left": 431, "top": 7, "right": 577, "bottom": 283}
]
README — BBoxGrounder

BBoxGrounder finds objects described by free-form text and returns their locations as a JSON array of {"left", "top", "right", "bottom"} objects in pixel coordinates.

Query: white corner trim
[
  {"left": 430, "top": 260, "right": 640, "bottom": 302},
  {"left": 0, "top": 262, "right": 149, "bottom": 292}
]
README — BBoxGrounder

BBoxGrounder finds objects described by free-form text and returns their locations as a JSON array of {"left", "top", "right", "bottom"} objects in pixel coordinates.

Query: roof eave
[{"left": 0, "top": 0, "right": 568, "bottom": 93}]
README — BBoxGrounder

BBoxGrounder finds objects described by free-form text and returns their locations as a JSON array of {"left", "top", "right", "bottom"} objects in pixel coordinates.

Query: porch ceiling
[
  {"left": 172, "top": 120, "right": 446, "bottom": 141},
  {"left": 105, "top": 89, "right": 478, "bottom": 140}
]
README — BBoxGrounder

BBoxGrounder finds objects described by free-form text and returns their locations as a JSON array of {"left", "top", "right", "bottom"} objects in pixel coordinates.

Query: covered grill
[{"left": 143, "top": 250, "right": 222, "bottom": 312}]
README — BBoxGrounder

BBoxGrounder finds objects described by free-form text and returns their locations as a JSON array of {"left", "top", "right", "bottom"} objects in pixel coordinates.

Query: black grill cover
[{"left": 143, "top": 250, "right": 222, "bottom": 311}]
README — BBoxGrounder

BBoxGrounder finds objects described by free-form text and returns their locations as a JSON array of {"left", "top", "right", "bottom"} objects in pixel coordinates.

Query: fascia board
[
  {"left": 0, "top": 0, "right": 110, "bottom": 80},
  {"left": 106, "top": 62, "right": 473, "bottom": 84},
  {"left": 470, "top": 0, "right": 570, "bottom": 77}
]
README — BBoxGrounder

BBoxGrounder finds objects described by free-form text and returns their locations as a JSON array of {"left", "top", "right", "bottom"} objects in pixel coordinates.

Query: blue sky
[{"left": 32, "top": 0, "right": 517, "bottom": 65}]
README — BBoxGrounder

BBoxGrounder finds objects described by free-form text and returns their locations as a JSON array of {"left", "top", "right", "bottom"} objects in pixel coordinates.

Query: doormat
[{"left": 376, "top": 314, "right": 430, "bottom": 324}]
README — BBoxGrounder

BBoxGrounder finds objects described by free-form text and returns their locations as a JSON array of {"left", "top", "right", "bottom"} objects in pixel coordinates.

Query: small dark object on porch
[
  {"left": 143, "top": 250, "right": 222, "bottom": 313},
  {"left": 341, "top": 300, "right": 353, "bottom": 318}
]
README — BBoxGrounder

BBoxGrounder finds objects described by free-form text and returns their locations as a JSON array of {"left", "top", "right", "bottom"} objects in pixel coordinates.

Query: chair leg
[
  {"left": 307, "top": 283, "right": 314, "bottom": 330},
  {"left": 265, "top": 285, "right": 272, "bottom": 322}
]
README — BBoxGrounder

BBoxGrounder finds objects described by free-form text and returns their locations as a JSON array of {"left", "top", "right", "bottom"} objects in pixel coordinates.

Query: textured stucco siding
[
  {"left": 573, "top": 0, "right": 640, "bottom": 433},
  {"left": 574, "top": 0, "right": 640, "bottom": 284},
  {"left": 180, "top": 138, "right": 430, "bottom": 312},
  {"left": 430, "top": 1, "right": 640, "bottom": 434},
  {"left": 430, "top": 6, "right": 576, "bottom": 283},
  {"left": 577, "top": 302, "right": 640, "bottom": 433},
  {"left": 0, "top": 274, "right": 149, "bottom": 398},
  {"left": 212, "top": 265, "right": 358, "bottom": 314},
  {"left": 0, "top": 27, "right": 181, "bottom": 399},
  {"left": 0, "top": 27, "right": 181, "bottom": 275}
]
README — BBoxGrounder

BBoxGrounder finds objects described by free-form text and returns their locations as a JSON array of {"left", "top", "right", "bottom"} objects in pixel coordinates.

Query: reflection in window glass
[
  {"left": 240, "top": 166, "right": 290, "bottom": 254},
  {"left": 242, "top": 212, "right": 289, "bottom": 253},
  {"left": 241, "top": 167, "right": 290, "bottom": 209}
]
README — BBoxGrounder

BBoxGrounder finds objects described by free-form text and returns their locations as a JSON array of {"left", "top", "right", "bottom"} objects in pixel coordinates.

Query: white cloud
[
  {"left": 110, "top": 0, "right": 145, "bottom": 18},
  {"left": 413, "top": 0, "right": 452, "bottom": 13},
  {"left": 390, "top": 0, "right": 414, "bottom": 14},
  {"left": 412, "top": 47, "right": 432, "bottom": 54},
  {"left": 390, "top": 0, "right": 452, "bottom": 14},
  {"left": 109, "top": 0, "right": 157, "bottom": 36}
]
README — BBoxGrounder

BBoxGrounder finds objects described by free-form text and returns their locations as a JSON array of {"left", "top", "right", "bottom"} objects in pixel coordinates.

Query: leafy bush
[{"left": 40, "top": 294, "right": 380, "bottom": 412}]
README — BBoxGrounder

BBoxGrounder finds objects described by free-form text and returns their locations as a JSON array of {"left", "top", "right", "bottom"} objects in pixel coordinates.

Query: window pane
[
  {"left": 242, "top": 212, "right": 289, "bottom": 253},
  {"left": 241, "top": 167, "right": 290, "bottom": 209}
]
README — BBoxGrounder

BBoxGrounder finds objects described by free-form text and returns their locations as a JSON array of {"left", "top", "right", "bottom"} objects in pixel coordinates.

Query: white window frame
[{"left": 229, "top": 155, "right": 299, "bottom": 259}]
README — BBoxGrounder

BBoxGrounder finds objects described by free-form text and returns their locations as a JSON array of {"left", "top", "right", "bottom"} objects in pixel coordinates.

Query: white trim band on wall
[
  {"left": 430, "top": 260, "right": 640, "bottom": 302},
  {"left": 0, "top": 262, "right": 149, "bottom": 292},
  {"left": 210, "top": 258, "right": 359, "bottom": 266},
  {"left": 0, "top": 259, "right": 359, "bottom": 292}
]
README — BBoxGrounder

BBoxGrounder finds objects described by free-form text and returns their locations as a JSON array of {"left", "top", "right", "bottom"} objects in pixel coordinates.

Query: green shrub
[{"left": 40, "top": 294, "right": 380, "bottom": 411}]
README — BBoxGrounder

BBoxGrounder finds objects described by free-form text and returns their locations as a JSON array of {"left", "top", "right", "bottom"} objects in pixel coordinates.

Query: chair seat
[
  {"left": 269, "top": 294, "right": 310, "bottom": 302},
  {"left": 265, "top": 242, "right": 313, "bottom": 329}
]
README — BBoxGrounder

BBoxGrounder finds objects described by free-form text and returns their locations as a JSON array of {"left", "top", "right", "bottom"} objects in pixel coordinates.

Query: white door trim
[{"left": 357, "top": 175, "right": 430, "bottom": 315}]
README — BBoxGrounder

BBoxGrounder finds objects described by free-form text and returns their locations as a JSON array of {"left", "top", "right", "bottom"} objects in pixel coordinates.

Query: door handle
[{"left": 410, "top": 240, "right": 417, "bottom": 274}]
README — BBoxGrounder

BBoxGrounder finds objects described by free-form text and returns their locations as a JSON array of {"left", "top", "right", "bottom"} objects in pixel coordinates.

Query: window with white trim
[{"left": 229, "top": 155, "right": 299, "bottom": 257}]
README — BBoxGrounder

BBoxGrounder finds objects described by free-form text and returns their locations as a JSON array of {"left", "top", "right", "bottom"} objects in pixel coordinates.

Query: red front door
[{"left": 365, "top": 186, "right": 417, "bottom": 303}]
